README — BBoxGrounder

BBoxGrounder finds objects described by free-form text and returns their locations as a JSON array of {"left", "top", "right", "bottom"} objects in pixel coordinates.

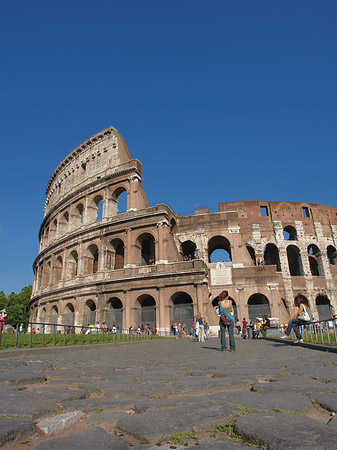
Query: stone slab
[
  {"left": 37, "top": 410, "right": 85, "bottom": 435},
  {"left": 117, "top": 403, "right": 240, "bottom": 441},
  {"left": 0, "top": 418, "right": 36, "bottom": 446},
  {"left": 34, "top": 426, "right": 129, "bottom": 449},
  {"left": 234, "top": 412, "right": 337, "bottom": 449},
  {"left": 251, "top": 374, "right": 336, "bottom": 394},
  {"left": 86, "top": 411, "right": 128, "bottom": 425},
  {"left": 0, "top": 372, "right": 47, "bottom": 385},
  {"left": 311, "top": 393, "right": 337, "bottom": 413}
]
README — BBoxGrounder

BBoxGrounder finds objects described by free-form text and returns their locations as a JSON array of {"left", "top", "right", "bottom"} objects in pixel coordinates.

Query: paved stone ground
[{"left": 0, "top": 338, "right": 337, "bottom": 449}]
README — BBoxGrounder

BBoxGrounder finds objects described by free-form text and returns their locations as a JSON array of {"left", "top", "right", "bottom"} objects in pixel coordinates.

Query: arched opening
[
  {"left": 137, "top": 233, "right": 155, "bottom": 266},
  {"left": 51, "top": 306, "right": 58, "bottom": 333},
  {"left": 208, "top": 236, "right": 231, "bottom": 263},
  {"left": 86, "top": 244, "right": 99, "bottom": 274},
  {"left": 316, "top": 295, "right": 332, "bottom": 321},
  {"left": 94, "top": 195, "right": 103, "bottom": 221},
  {"left": 170, "top": 219, "right": 176, "bottom": 233},
  {"left": 53, "top": 256, "right": 63, "bottom": 283},
  {"left": 75, "top": 203, "right": 84, "bottom": 226},
  {"left": 110, "top": 239, "right": 124, "bottom": 269},
  {"left": 248, "top": 294, "right": 271, "bottom": 321},
  {"left": 308, "top": 244, "right": 322, "bottom": 276},
  {"left": 327, "top": 246, "right": 337, "bottom": 265},
  {"left": 44, "top": 227, "right": 49, "bottom": 246},
  {"left": 212, "top": 295, "right": 238, "bottom": 321},
  {"left": 264, "top": 244, "right": 281, "bottom": 271},
  {"left": 171, "top": 293, "right": 194, "bottom": 329},
  {"left": 59, "top": 211, "right": 69, "bottom": 235},
  {"left": 287, "top": 245, "right": 303, "bottom": 276},
  {"left": 83, "top": 300, "right": 96, "bottom": 325},
  {"left": 50, "top": 219, "right": 57, "bottom": 242},
  {"left": 68, "top": 250, "right": 78, "bottom": 278},
  {"left": 181, "top": 240, "right": 197, "bottom": 261},
  {"left": 136, "top": 295, "right": 156, "bottom": 328},
  {"left": 64, "top": 303, "right": 75, "bottom": 326},
  {"left": 112, "top": 187, "right": 127, "bottom": 215},
  {"left": 246, "top": 246, "right": 256, "bottom": 265},
  {"left": 106, "top": 297, "right": 123, "bottom": 330},
  {"left": 40, "top": 307, "right": 46, "bottom": 325},
  {"left": 283, "top": 226, "right": 297, "bottom": 241}
]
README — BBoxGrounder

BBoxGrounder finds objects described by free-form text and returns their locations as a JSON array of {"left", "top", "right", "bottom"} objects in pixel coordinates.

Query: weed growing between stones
[
  {"left": 113, "top": 426, "right": 124, "bottom": 436},
  {"left": 233, "top": 404, "right": 254, "bottom": 413},
  {"left": 53, "top": 407, "right": 61, "bottom": 414},
  {"left": 170, "top": 431, "right": 196, "bottom": 444},
  {"left": 272, "top": 408, "right": 298, "bottom": 414}
]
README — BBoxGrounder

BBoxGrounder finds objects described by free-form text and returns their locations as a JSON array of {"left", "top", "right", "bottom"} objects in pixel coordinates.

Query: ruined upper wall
[{"left": 44, "top": 127, "right": 138, "bottom": 215}]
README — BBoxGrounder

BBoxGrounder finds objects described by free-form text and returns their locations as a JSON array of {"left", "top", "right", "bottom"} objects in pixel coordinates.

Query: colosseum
[{"left": 30, "top": 126, "right": 337, "bottom": 333}]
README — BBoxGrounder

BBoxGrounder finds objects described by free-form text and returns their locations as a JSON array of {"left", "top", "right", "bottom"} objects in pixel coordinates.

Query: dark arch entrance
[
  {"left": 136, "top": 295, "right": 156, "bottom": 328},
  {"left": 248, "top": 294, "right": 271, "bottom": 321},
  {"left": 64, "top": 303, "right": 74, "bottom": 327},
  {"left": 106, "top": 298, "right": 123, "bottom": 330},
  {"left": 83, "top": 300, "right": 96, "bottom": 325},
  {"left": 171, "top": 293, "right": 194, "bottom": 329},
  {"left": 316, "top": 295, "right": 332, "bottom": 321}
]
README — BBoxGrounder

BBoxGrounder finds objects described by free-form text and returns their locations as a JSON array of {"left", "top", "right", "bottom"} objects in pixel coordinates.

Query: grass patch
[
  {"left": 170, "top": 431, "right": 196, "bottom": 444},
  {"left": 272, "top": 408, "right": 298, "bottom": 414},
  {"left": 233, "top": 404, "right": 253, "bottom": 413},
  {"left": 0, "top": 333, "right": 167, "bottom": 350}
]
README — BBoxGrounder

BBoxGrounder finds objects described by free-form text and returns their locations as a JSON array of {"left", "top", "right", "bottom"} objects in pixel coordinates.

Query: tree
[{"left": 1, "top": 286, "right": 32, "bottom": 327}]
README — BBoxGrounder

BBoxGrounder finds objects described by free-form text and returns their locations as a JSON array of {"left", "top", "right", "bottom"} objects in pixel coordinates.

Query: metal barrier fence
[
  {"left": 0, "top": 321, "right": 173, "bottom": 349},
  {"left": 281, "top": 318, "right": 337, "bottom": 346}
]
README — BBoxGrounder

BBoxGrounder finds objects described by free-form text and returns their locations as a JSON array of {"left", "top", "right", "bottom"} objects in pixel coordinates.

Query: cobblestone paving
[{"left": 0, "top": 338, "right": 337, "bottom": 449}]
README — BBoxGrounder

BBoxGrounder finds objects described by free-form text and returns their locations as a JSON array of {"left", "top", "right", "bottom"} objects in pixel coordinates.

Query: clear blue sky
[{"left": 1, "top": 0, "right": 336, "bottom": 295}]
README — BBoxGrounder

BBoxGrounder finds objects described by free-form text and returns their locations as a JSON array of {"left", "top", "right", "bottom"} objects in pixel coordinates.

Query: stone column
[
  {"left": 156, "top": 220, "right": 169, "bottom": 263},
  {"left": 128, "top": 175, "right": 141, "bottom": 211},
  {"left": 124, "top": 290, "right": 131, "bottom": 329}
]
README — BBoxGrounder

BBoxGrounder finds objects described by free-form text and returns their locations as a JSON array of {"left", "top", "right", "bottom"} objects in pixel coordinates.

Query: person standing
[
  {"left": 197, "top": 313, "right": 205, "bottom": 342},
  {"left": 219, "top": 290, "right": 235, "bottom": 352},
  {"left": 261, "top": 315, "right": 270, "bottom": 337},
  {"left": 242, "top": 318, "right": 248, "bottom": 339}
]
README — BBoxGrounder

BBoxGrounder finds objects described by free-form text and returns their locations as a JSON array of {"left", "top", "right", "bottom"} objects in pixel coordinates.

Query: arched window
[
  {"left": 283, "top": 226, "right": 297, "bottom": 241},
  {"left": 53, "top": 256, "right": 63, "bottom": 282},
  {"left": 308, "top": 244, "right": 322, "bottom": 276},
  {"left": 84, "top": 300, "right": 96, "bottom": 325},
  {"left": 59, "top": 211, "right": 69, "bottom": 235},
  {"left": 75, "top": 203, "right": 84, "bottom": 227},
  {"left": 170, "top": 219, "right": 177, "bottom": 233},
  {"left": 316, "top": 295, "right": 332, "bottom": 321},
  {"left": 51, "top": 306, "right": 58, "bottom": 333},
  {"left": 264, "top": 244, "right": 281, "bottom": 271},
  {"left": 68, "top": 250, "right": 78, "bottom": 278},
  {"left": 171, "top": 293, "right": 194, "bottom": 329},
  {"left": 287, "top": 245, "right": 303, "bottom": 276},
  {"left": 112, "top": 187, "right": 127, "bottom": 215},
  {"left": 110, "top": 239, "right": 124, "bottom": 269},
  {"left": 94, "top": 195, "right": 103, "bottom": 221},
  {"left": 327, "top": 246, "right": 337, "bottom": 265},
  {"left": 208, "top": 236, "right": 231, "bottom": 263},
  {"left": 248, "top": 294, "right": 271, "bottom": 321},
  {"left": 181, "top": 240, "right": 197, "bottom": 261},
  {"left": 64, "top": 303, "right": 75, "bottom": 326},
  {"left": 86, "top": 245, "right": 98, "bottom": 274},
  {"left": 136, "top": 295, "right": 156, "bottom": 328},
  {"left": 137, "top": 233, "right": 155, "bottom": 266},
  {"left": 106, "top": 297, "right": 123, "bottom": 330},
  {"left": 246, "top": 246, "right": 256, "bottom": 265}
]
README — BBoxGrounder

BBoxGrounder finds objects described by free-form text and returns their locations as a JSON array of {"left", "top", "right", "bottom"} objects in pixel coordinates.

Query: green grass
[
  {"left": 170, "top": 431, "right": 196, "bottom": 444},
  {"left": 0, "top": 332, "right": 167, "bottom": 350}
]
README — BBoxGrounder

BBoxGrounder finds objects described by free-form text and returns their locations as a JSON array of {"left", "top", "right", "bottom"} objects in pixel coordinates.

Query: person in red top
[{"left": 242, "top": 318, "right": 248, "bottom": 339}]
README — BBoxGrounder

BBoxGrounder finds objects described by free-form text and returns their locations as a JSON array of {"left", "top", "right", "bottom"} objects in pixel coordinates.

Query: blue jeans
[
  {"left": 220, "top": 321, "right": 235, "bottom": 351},
  {"left": 286, "top": 318, "right": 305, "bottom": 339}
]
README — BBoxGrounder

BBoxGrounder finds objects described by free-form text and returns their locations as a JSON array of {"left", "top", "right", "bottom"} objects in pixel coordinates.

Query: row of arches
[
  {"left": 246, "top": 243, "right": 337, "bottom": 276},
  {"left": 38, "top": 292, "right": 196, "bottom": 331},
  {"left": 212, "top": 293, "right": 333, "bottom": 322},
  {"left": 41, "top": 188, "right": 127, "bottom": 249}
]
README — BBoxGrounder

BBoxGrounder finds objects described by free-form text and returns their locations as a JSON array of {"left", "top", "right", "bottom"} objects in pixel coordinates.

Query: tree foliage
[{"left": 0, "top": 286, "right": 32, "bottom": 327}]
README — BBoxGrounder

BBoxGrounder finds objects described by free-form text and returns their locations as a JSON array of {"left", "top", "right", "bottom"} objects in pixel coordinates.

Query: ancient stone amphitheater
[{"left": 30, "top": 126, "right": 337, "bottom": 333}]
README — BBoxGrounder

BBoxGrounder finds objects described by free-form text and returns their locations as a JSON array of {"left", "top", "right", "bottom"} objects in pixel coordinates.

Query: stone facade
[{"left": 30, "top": 127, "right": 337, "bottom": 332}]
